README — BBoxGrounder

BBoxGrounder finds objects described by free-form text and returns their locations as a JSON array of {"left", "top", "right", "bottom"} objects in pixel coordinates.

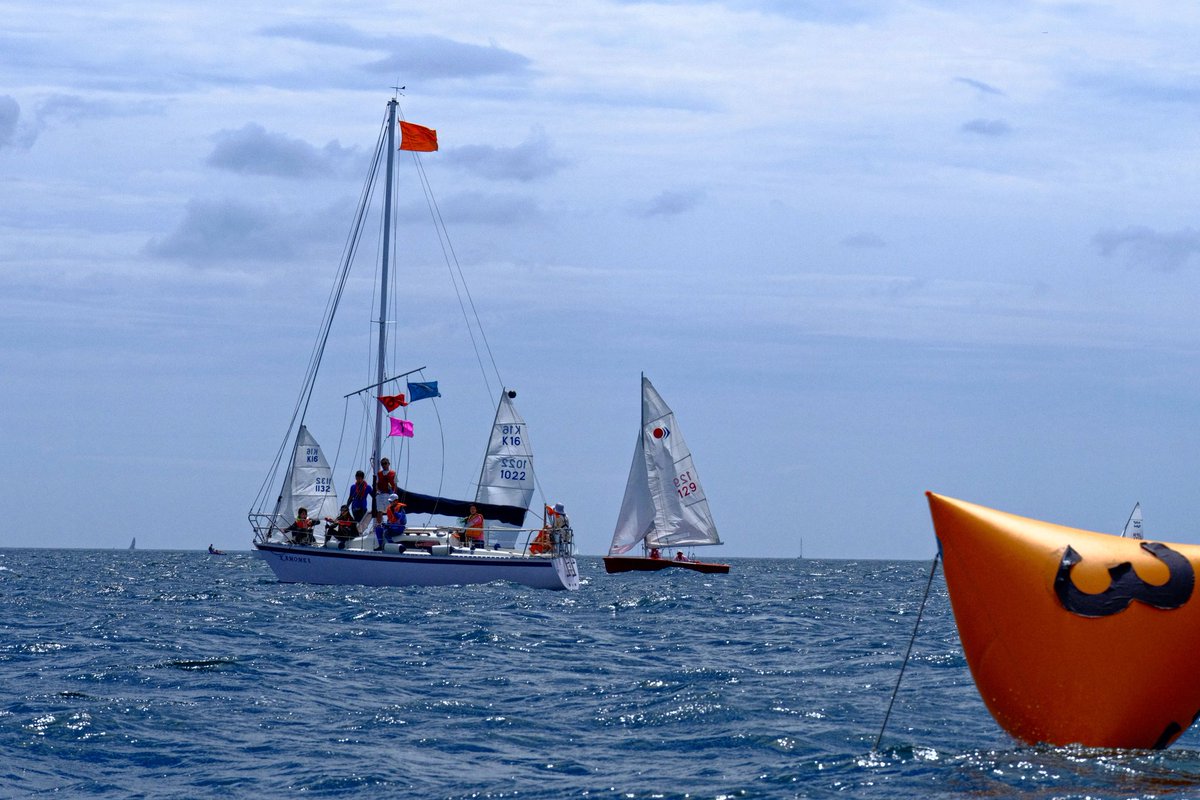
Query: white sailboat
[
  {"left": 248, "top": 97, "right": 578, "bottom": 591},
  {"left": 1121, "top": 502, "right": 1144, "bottom": 539},
  {"left": 603, "top": 375, "right": 728, "bottom": 575}
]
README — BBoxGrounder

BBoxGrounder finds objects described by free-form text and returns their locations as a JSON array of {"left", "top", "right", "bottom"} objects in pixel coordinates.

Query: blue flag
[{"left": 407, "top": 381, "right": 441, "bottom": 402}]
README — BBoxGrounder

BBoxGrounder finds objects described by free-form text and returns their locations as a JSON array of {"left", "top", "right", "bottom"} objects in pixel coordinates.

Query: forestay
[
  {"left": 271, "top": 425, "right": 340, "bottom": 529},
  {"left": 609, "top": 376, "right": 720, "bottom": 554}
]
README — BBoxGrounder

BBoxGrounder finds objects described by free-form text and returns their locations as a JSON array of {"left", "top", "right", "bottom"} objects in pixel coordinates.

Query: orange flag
[{"left": 399, "top": 121, "right": 438, "bottom": 152}]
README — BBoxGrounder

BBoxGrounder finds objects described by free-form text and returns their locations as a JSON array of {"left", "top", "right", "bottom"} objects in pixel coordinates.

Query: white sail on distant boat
[
  {"left": 248, "top": 97, "right": 578, "bottom": 591},
  {"left": 603, "top": 375, "right": 728, "bottom": 575},
  {"left": 1121, "top": 502, "right": 1144, "bottom": 539}
]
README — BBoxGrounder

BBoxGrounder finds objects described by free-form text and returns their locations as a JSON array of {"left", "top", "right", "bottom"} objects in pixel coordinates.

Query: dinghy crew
[{"left": 463, "top": 505, "right": 485, "bottom": 547}]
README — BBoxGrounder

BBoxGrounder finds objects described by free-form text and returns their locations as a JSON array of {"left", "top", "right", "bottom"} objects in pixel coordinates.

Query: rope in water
[{"left": 873, "top": 551, "right": 941, "bottom": 752}]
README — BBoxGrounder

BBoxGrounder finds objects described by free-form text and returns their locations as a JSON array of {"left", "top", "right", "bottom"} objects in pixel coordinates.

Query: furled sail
[
  {"left": 609, "top": 376, "right": 720, "bottom": 554},
  {"left": 476, "top": 390, "right": 535, "bottom": 513},
  {"left": 272, "top": 425, "right": 340, "bottom": 530}
]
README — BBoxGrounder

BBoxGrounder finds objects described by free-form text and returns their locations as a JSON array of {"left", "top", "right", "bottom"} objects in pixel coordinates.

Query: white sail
[
  {"left": 608, "top": 376, "right": 720, "bottom": 554},
  {"left": 1121, "top": 502, "right": 1143, "bottom": 539},
  {"left": 609, "top": 430, "right": 656, "bottom": 554},
  {"left": 272, "top": 425, "right": 340, "bottom": 529},
  {"left": 476, "top": 390, "right": 536, "bottom": 512}
]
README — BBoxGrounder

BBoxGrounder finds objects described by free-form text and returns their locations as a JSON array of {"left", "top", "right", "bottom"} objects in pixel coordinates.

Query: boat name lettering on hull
[
  {"left": 1054, "top": 541, "right": 1195, "bottom": 618},
  {"left": 279, "top": 554, "right": 312, "bottom": 564}
]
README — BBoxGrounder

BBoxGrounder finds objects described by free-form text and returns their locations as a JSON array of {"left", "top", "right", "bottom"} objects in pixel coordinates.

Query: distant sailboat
[
  {"left": 1121, "top": 502, "right": 1144, "bottom": 539},
  {"left": 603, "top": 375, "right": 728, "bottom": 575},
  {"left": 129, "top": 537, "right": 136, "bottom": 550}
]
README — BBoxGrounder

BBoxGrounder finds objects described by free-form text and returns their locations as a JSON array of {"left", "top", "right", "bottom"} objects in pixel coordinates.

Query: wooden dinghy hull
[
  {"left": 602, "top": 556, "right": 729, "bottom": 575},
  {"left": 927, "top": 491, "right": 1200, "bottom": 749}
]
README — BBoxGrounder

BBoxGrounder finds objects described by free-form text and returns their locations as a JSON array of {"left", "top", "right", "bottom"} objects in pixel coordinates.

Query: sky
[{"left": 3, "top": 0, "right": 1200, "bottom": 558}]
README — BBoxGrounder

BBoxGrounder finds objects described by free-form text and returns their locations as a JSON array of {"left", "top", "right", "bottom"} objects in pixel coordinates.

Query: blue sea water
[{"left": 4, "top": 551, "right": 1200, "bottom": 799}]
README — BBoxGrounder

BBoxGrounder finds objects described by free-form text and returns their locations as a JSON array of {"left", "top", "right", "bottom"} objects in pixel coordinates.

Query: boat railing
[{"left": 250, "top": 512, "right": 574, "bottom": 557}]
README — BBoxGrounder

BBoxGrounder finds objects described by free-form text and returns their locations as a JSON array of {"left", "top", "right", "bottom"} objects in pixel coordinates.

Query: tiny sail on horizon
[
  {"left": 1122, "top": 502, "right": 1144, "bottom": 539},
  {"left": 271, "top": 425, "right": 340, "bottom": 531},
  {"left": 609, "top": 376, "right": 719, "bottom": 555}
]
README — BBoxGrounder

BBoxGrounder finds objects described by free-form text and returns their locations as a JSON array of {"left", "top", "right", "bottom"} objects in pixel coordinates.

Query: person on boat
[
  {"left": 375, "top": 458, "right": 397, "bottom": 497},
  {"left": 207, "top": 544, "right": 223, "bottom": 555},
  {"left": 376, "top": 495, "right": 407, "bottom": 549},
  {"left": 285, "top": 507, "right": 318, "bottom": 545},
  {"left": 463, "top": 505, "right": 485, "bottom": 547},
  {"left": 649, "top": 547, "right": 661, "bottom": 560},
  {"left": 675, "top": 551, "right": 688, "bottom": 562},
  {"left": 346, "top": 470, "right": 374, "bottom": 524},
  {"left": 324, "top": 504, "right": 357, "bottom": 549}
]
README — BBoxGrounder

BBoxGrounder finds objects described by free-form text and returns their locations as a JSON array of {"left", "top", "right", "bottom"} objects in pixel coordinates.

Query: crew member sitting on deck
[
  {"left": 285, "top": 507, "right": 317, "bottom": 545},
  {"left": 649, "top": 548, "right": 661, "bottom": 560},
  {"left": 463, "top": 505, "right": 485, "bottom": 548},
  {"left": 324, "top": 504, "right": 357, "bottom": 548},
  {"left": 675, "top": 551, "right": 687, "bottom": 562},
  {"left": 375, "top": 495, "right": 406, "bottom": 550}
]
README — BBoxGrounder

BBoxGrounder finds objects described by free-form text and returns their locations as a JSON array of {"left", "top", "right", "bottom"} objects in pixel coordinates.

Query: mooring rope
[{"left": 874, "top": 550, "right": 941, "bottom": 752}]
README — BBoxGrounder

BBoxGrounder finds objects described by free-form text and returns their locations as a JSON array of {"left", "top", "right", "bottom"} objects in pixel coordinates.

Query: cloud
[
  {"left": 1093, "top": 226, "right": 1200, "bottom": 272},
  {"left": 0, "top": 96, "right": 18, "bottom": 148},
  {"left": 633, "top": 189, "right": 705, "bottom": 218},
  {"left": 960, "top": 118, "right": 1012, "bottom": 136},
  {"left": 443, "top": 129, "right": 568, "bottom": 182},
  {"left": 258, "top": 26, "right": 531, "bottom": 80},
  {"left": 1073, "top": 71, "right": 1200, "bottom": 105},
  {"left": 841, "top": 233, "right": 887, "bottom": 248},
  {"left": 954, "top": 77, "right": 1006, "bottom": 96},
  {"left": 144, "top": 198, "right": 340, "bottom": 266},
  {"left": 612, "top": 0, "right": 888, "bottom": 25},
  {"left": 206, "top": 123, "right": 358, "bottom": 178}
]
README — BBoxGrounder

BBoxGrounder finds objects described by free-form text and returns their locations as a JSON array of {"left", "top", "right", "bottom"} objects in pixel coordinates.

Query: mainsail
[
  {"left": 609, "top": 376, "right": 720, "bottom": 554},
  {"left": 272, "top": 425, "right": 340, "bottom": 529},
  {"left": 476, "top": 390, "right": 535, "bottom": 513}
]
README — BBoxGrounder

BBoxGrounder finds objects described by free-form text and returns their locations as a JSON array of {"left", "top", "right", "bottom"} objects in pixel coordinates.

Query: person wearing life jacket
[
  {"left": 373, "top": 458, "right": 397, "bottom": 514},
  {"left": 285, "top": 507, "right": 318, "bottom": 545},
  {"left": 376, "top": 495, "right": 406, "bottom": 550},
  {"left": 464, "top": 505, "right": 485, "bottom": 547},
  {"left": 530, "top": 527, "right": 551, "bottom": 555},
  {"left": 346, "top": 470, "right": 374, "bottom": 524},
  {"left": 649, "top": 547, "right": 661, "bottom": 560},
  {"left": 324, "top": 504, "right": 357, "bottom": 549}
]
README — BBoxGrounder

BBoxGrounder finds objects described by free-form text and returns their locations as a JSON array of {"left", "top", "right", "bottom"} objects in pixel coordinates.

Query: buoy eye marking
[{"left": 1055, "top": 542, "right": 1195, "bottom": 618}]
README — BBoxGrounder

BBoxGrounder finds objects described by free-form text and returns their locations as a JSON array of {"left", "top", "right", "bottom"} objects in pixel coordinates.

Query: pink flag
[{"left": 388, "top": 417, "right": 414, "bottom": 438}]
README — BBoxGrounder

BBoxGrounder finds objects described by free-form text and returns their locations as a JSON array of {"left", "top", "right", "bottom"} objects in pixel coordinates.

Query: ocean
[{"left": 4, "top": 550, "right": 1200, "bottom": 799}]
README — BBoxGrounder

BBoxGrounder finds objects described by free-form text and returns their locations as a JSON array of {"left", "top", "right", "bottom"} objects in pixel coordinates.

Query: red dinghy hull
[{"left": 603, "top": 556, "right": 729, "bottom": 575}]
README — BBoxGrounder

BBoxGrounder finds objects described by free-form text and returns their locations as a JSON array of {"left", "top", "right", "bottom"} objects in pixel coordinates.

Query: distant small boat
[
  {"left": 1121, "top": 502, "right": 1143, "bottom": 539},
  {"left": 129, "top": 537, "right": 136, "bottom": 550},
  {"left": 603, "top": 375, "right": 728, "bottom": 575},
  {"left": 927, "top": 492, "right": 1200, "bottom": 749},
  {"left": 207, "top": 545, "right": 226, "bottom": 555}
]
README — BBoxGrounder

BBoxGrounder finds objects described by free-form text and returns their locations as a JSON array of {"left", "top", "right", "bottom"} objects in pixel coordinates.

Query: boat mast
[{"left": 372, "top": 98, "right": 398, "bottom": 473}]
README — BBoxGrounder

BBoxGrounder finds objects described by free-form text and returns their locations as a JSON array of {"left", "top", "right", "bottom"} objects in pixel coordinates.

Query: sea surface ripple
[{"left": 3, "top": 549, "right": 1200, "bottom": 798}]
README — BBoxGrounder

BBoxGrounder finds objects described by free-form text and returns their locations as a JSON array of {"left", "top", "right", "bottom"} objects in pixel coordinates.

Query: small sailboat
[
  {"left": 603, "top": 375, "right": 728, "bottom": 575},
  {"left": 1121, "top": 501, "right": 1144, "bottom": 539},
  {"left": 128, "top": 537, "right": 136, "bottom": 550},
  {"left": 927, "top": 492, "right": 1200, "bottom": 749},
  {"left": 248, "top": 97, "right": 578, "bottom": 591}
]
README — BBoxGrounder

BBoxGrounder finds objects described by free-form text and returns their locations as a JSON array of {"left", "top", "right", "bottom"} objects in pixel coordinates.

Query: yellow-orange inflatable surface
[{"left": 927, "top": 492, "right": 1200, "bottom": 749}]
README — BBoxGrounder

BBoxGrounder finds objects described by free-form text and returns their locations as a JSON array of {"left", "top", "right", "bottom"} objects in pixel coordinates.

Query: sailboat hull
[
  {"left": 928, "top": 492, "right": 1200, "bottom": 749},
  {"left": 255, "top": 542, "right": 579, "bottom": 591},
  {"left": 602, "top": 556, "right": 729, "bottom": 575}
]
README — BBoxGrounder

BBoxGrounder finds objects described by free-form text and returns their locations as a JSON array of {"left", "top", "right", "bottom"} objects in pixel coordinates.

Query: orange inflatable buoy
[{"left": 927, "top": 491, "right": 1200, "bottom": 749}]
